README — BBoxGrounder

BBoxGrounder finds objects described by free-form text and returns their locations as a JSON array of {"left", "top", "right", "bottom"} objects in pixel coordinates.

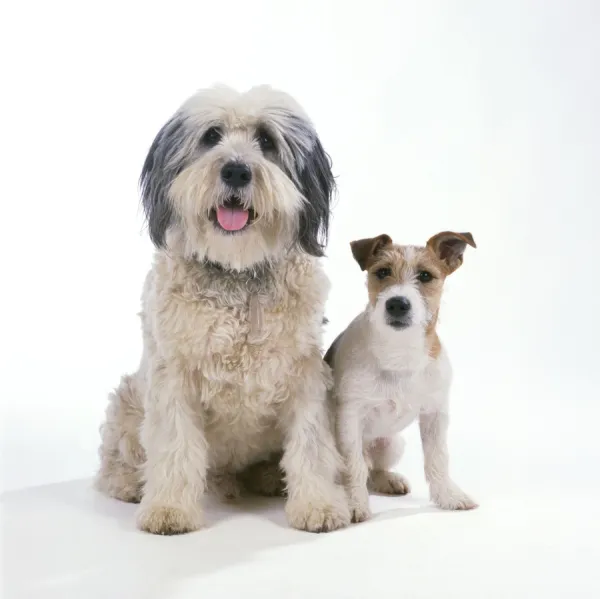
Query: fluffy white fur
[
  {"left": 326, "top": 234, "right": 478, "bottom": 522},
  {"left": 95, "top": 85, "right": 350, "bottom": 534}
]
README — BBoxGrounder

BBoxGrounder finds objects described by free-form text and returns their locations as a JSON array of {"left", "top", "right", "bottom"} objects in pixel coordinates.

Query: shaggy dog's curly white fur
[{"left": 96, "top": 85, "right": 350, "bottom": 534}]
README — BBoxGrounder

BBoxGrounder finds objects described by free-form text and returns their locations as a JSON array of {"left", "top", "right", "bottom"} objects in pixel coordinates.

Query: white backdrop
[{"left": 1, "top": 1, "right": 599, "bottom": 597}]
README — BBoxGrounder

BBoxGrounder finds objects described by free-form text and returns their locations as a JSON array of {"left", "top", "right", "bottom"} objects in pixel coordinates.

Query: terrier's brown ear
[
  {"left": 350, "top": 234, "right": 393, "bottom": 271},
  {"left": 427, "top": 231, "right": 476, "bottom": 274}
]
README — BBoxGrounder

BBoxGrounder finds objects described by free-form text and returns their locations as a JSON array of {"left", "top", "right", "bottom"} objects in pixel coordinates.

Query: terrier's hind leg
[{"left": 367, "top": 436, "right": 411, "bottom": 496}]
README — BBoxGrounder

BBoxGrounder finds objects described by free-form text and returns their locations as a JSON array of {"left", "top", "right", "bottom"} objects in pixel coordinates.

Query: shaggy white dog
[{"left": 96, "top": 85, "right": 350, "bottom": 534}]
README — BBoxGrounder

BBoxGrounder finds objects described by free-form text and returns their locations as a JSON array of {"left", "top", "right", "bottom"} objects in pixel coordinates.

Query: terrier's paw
[
  {"left": 136, "top": 503, "right": 204, "bottom": 535},
  {"left": 369, "top": 470, "right": 411, "bottom": 496},
  {"left": 286, "top": 494, "right": 350, "bottom": 533},
  {"left": 431, "top": 483, "right": 478, "bottom": 511}
]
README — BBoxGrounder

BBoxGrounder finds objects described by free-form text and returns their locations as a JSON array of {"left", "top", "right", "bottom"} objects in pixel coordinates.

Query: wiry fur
[
  {"left": 326, "top": 232, "right": 478, "bottom": 522},
  {"left": 96, "top": 85, "right": 350, "bottom": 534}
]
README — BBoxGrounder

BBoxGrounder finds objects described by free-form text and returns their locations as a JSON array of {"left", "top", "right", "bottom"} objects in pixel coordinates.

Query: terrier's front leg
[
  {"left": 419, "top": 411, "right": 478, "bottom": 511},
  {"left": 337, "top": 403, "right": 371, "bottom": 522},
  {"left": 136, "top": 361, "right": 209, "bottom": 534},
  {"left": 281, "top": 357, "right": 350, "bottom": 533}
]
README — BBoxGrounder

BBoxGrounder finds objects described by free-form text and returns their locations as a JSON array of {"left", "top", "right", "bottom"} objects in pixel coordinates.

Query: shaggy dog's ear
[
  {"left": 296, "top": 135, "right": 335, "bottom": 257},
  {"left": 140, "top": 116, "right": 187, "bottom": 247}
]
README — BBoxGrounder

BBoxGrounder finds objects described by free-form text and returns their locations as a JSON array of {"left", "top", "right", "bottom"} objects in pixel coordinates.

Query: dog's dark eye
[
  {"left": 202, "top": 126, "right": 222, "bottom": 147},
  {"left": 375, "top": 267, "right": 392, "bottom": 280},
  {"left": 418, "top": 270, "right": 433, "bottom": 283},
  {"left": 257, "top": 128, "right": 276, "bottom": 152}
]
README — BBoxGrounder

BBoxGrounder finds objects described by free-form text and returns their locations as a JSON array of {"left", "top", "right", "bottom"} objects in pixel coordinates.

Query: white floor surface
[{"left": 3, "top": 384, "right": 599, "bottom": 599}]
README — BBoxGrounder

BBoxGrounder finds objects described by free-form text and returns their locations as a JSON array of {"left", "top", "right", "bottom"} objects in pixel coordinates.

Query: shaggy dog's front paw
[
  {"left": 136, "top": 503, "right": 205, "bottom": 535},
  {"left": 431, "top": 482, "right": 478, "bottom": 511},
  {"left": 286, "top": 494, "right": 350, "bottom": 533}
]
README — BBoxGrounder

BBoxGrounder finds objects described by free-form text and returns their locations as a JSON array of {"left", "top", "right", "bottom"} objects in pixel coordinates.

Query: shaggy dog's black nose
[{"left": 221, "top": 162, "right": 252, "bottom": 188}]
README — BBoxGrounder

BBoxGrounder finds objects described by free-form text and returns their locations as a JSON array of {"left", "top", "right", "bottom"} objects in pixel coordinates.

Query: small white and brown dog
[{"left": 324, "top": 231, "right": 479, "bottom": 522}]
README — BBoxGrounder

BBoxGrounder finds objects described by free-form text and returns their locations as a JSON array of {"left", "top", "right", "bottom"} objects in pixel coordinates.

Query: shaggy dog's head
[{"left": 140, "top": 85, "right": 335, "bottom": 270}]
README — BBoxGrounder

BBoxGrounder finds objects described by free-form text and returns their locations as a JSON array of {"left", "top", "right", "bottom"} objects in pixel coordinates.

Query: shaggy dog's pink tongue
[{"left": 216, "top": 206, "right": 249, "bottom": 231}]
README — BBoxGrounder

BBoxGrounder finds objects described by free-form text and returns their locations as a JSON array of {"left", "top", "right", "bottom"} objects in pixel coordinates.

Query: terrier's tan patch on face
[
  {"left": 351, "top": 231, "right": 476, "bottom": 358},
  {"left": 366, "top": 245, "right": 445, "bottom": 312},
  {"left": 363, "top": 244, "right": 449, "bottom": 358},
  {"left": 365, "top": 246, "right": 405, "bottom": 306}
]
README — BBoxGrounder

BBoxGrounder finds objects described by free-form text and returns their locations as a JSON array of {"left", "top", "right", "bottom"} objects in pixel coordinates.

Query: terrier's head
[{"left": 350, "top": 231, "right": 476, "bottom": 333}]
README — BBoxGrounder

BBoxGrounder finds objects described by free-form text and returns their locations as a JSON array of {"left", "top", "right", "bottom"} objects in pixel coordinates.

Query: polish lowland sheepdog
[{"left": 96, "top": 85, "right": 350, "bottom": 534}]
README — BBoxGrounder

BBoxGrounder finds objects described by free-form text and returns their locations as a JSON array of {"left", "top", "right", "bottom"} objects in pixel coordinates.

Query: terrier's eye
[
  {"left": 418, "top": 270, "right": 433, "bottom": 283},
  {"left": 375, "top": 267, "right": 392, "bottom": 280},
  {"left": 202, "top": 127, "right": 222, "bottom": 147},
  {"left": 257, "top": 128, "right": 276, "bottom": 152}
]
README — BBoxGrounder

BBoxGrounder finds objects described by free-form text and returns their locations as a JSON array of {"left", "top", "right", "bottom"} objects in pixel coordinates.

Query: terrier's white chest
[{"left": 362, "top": 371, "right": 424, "bottom": 441}]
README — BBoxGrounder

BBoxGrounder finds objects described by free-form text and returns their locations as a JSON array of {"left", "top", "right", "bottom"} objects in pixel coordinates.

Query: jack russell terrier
[{"left": 324, "top": 231, "right": 478, "bottom": 522}]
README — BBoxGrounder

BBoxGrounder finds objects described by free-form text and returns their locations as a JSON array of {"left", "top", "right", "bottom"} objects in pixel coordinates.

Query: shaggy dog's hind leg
[
  {"left": 238, "top": 455, "right": 287, "bottom": 497},
  {"left": 206, "top": 470, "right": 244, "bottom": 502},
  {"left": 95, "top": 375, "right": 145, "bottom": 503}
]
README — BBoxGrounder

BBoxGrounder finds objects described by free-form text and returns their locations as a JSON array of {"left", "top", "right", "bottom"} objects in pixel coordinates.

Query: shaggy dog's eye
[
  {"left": 418, "top": 270, "right": 433, "bottom": 283},
  {"left": 257, "top": 127, "right": 276, "bottom": 152},
  {"left": 202, "top": 127, "right": 222, "bottom": 147},
  {"left": 375, "top": 267, "right": 392, "bottom": 280}
]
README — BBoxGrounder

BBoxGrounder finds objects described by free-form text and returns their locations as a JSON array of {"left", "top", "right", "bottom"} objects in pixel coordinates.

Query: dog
[
  {"left": 96, "top": 84, "right": 350, "bottom": 534},
  {"left": 324, "top": 231, "right": 478, "bottom": 522}
]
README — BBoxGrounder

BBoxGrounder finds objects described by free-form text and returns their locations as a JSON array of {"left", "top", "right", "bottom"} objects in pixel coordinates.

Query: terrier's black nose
[
  {"left": 221, "top": 162, "right": 252, "bottom": 188},
  {"left": 385, "top": 296, "right": 411, "bottom": 316}
]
